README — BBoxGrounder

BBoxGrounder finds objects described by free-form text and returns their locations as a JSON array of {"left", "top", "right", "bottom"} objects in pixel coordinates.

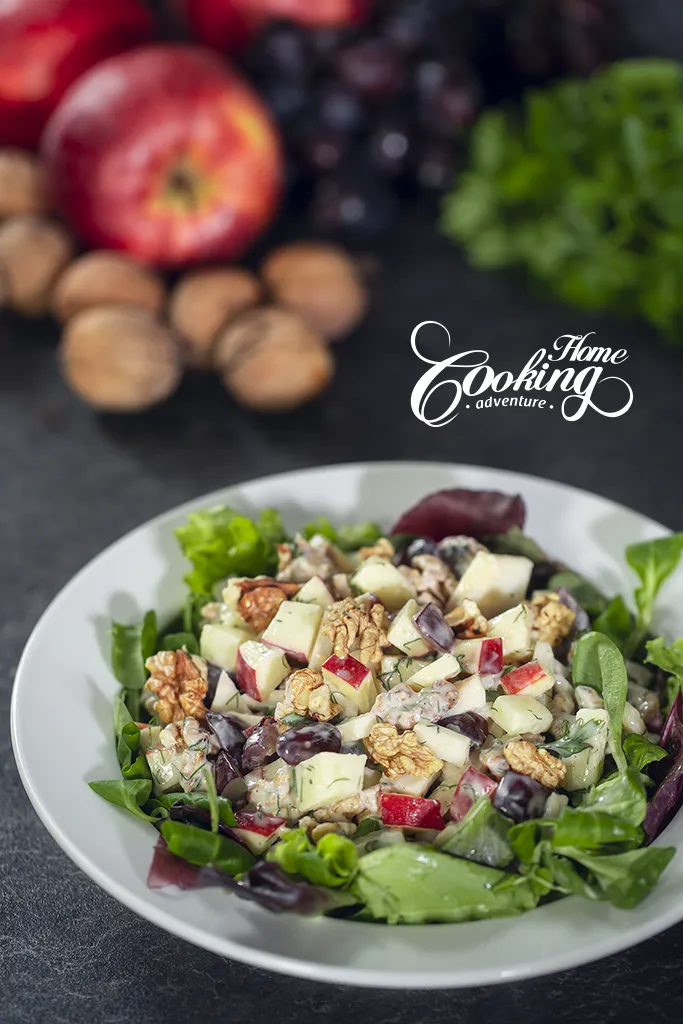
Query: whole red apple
[
  {"left": 247, "top": 0, "right": 369, "bottom": 27},
  {"left": 0, "top": 0, "right": 154, "bottom": 149},
  {"left": 172, "top": 0, "right": 255, "bottom": 56},
  {"left": 178, "top": 0, "right": 368, "bottom": 52},
  {"left": 42, "top": 45, "right": 283, "bottom": 267}
]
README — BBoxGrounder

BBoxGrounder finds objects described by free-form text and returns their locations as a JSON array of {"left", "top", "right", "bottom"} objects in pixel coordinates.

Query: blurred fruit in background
[
  {"left": 232, "top": 0, "right": 610, "bottom": 240},
  {"left": 0, "top": 0, "right": 154, "bottom": 148},
  {"left": 42, "top": 45, "right": 283, "bottom": 267},
  {"left": 174, "top": 0, "right": 368, "bottom": 56},
  {"left": 7, "top": 0, "right": 677, "bottom": 418}
]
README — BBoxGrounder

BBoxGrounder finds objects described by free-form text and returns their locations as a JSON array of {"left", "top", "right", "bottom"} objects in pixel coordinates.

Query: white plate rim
[{"left": 11, "top": 460, "right": 683, "bottom": 989}]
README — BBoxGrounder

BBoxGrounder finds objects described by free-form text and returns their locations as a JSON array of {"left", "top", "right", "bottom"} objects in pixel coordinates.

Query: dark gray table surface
[{"left": 3, "top": 207, "right": 683, "bottom": 1023}]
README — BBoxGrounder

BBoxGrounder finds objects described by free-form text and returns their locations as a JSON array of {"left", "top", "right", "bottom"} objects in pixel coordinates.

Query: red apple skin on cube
[
  {"left": 450, "top": 767, "right": 498, "bottom": 822},
  {"left": 322, "top": 654, "right": 375, "bottom": 712},
  {"left": 231, "top": 810, "right": 286, "bottom": 853},
  {"left": 501, "top": 661, "right": 549, "bottom": 696},
  {"left": 235, "top": 647, "right": 260, "bottom": 701},
  {"left": 42, "top": 45, "right": 282, "bottom": 267},
  {"left": 0, "top": 0, "right": 153, "bottom": 148},
  {"left": 381, "top": 793, "right": 444, "bottom": 831},
  {"left": 233, "top": 810, "right": 285, "bottom": 835},
  {"left": 478, "top": 637, "right": 503, "bottom": 675}
]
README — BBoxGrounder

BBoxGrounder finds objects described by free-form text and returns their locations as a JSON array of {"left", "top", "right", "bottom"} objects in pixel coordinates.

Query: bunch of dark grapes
[{"left": 241, "top": 0, "right": 610, "bottom": 240}]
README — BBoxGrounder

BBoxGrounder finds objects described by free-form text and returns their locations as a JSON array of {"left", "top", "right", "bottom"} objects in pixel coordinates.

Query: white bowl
[{"left": 11, "top": 462, "right": 683, "bottom": 989}]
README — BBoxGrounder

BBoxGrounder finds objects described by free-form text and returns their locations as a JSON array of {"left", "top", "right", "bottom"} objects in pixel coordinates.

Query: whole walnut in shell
[
  {"left": 261, "top": 242, "right": 367, "bottom": 340},
  {"left": 169, "top": 267, "right": 261, "bottom": 367},
  {"left": 60, "top": 306, "right": 183, "bottom": 413},
  {"left": 214, "top": 306, "right": 334, "bottom": 412},
  {"left": 0, "top": 215, "right": 74, "bottom": 315},
  {"left": 52, "top": 251, "right": 165, "bottom": 322},
  {"left": 0, "top": 149, "right": 49, "bottom": 218}
]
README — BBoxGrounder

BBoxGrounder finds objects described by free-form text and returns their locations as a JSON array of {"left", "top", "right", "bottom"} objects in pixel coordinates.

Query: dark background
[{"left": 4, "top": 2, "right": 683, "bottom": 1022}]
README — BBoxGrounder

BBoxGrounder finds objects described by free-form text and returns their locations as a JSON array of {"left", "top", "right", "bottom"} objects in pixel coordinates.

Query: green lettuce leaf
[
  {"left": 352, "top": 844, "right": 538, "bottom": 924},
  {"left": 160, "top": 821, "right": 255, "bottom": 877},
  {"left": 267, "top": 828, "right": 358, "bottom": 888},
  {"left": 300, "top": 517, "right": 382, "bottom": 552},
  {"left": 626, "top": 534, "right": 683, "bottom": 635},
  {"left": 572, "top": 631, "right": 629, "bottom": 772},
  {"left": 436, "top": 796, "right": 514, "bottom": 868},
  {"left": 175, "top": 506, "right": 284, "bottom": 596}
]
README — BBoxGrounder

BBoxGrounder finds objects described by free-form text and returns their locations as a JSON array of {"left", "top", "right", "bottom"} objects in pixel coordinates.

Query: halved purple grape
[
  {"left": 557, "top": 587, "right": 590, "bottom": 634},
  {"left": 205, "top": 663, "right": 226, "bottom": 708},
  {"left": 241, "top": 717, "right": 279, "bottom": 773},
  {"left": 414, "top": 602, "right": 454, "bottom": 653},
  {"left": 407, "top": 537, "right": 438, "bottom": 560},
  {"left": 492, "top": 771, "right": 549, "bottom": 823},
  {"left": 438, "top": 711, "right": 488, "bottom": 746},
  {"left": 205, "top": 712, "right": 245, "bottom": 760},
  {"left": 276, "top": 722, "right": 342, "bottom": 766},
  {"left": 214, "top": 750, "right": 246, "bottom": 805}
]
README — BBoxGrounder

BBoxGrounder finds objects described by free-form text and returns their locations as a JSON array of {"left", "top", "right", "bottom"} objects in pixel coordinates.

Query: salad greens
[
  {"left": 175, "top": 506, "right": 286, "bottom": 597},
  {"left": 161, "top": 821, "right": 255, "bottom": 877},
  {"left": 442, "top": 59, "right": 683, "bottom": 339},
  {"left": 111, "top": 610, "right": 157, "bottom": 718},
  {"left": 436, "top": 797, "right": 514, "bottom": 869},
  {"left": 301, "top": 517, "right": 382, "bottom": 552},
  {"left": 89, "top": 488, "right": 683, "bottom": 926},
  {"left": 573, "top": 632, "right": 629, "bottom": 772},
  {"left": 267, "top": 828, "right": 359, "bottom": 888},
  {"left": 352, "top": 844, "right": 538, "bottom": 924}
]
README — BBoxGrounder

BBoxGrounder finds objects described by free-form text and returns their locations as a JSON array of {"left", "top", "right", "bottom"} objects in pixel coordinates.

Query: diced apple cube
[
  {"left": 293, "top": 751, "right": 366, "bottom": 813},
  {"left": 413, "top": 721, "right": 471, "bottom": 766},
  {"left": 487, "top": 603, "right": 534, "bottom": 664},
  {"left": 338, "top": 711, "right": 377, "bottom": 743},
  {"left": 145, "top": 748, "right": 182, "bottom": 794},
  {"left": 409, "top": 653, "right": 463, "bottom": 689},
  {"left": 450, "top": 766, "right": 498, "bottom": 822},
  {"left": 322, "top": 654, "right": 376, "bottom": 713},
  {"left": 351, "top": 557, "right": 416, "bottom": 611},
  {"left": 489, "top": 694, "right": 553, "bottom": 735},
  {"left": 200, "top": 623, "right": 253, "bottom": 674},
  {"left": 381, "top": 792, "right": 444, "bottom": 831},
  {"left": 378, "top": 655, "right": 434, "bottom": 690},
  {"left": 261, "top": 600, "right": 323, "bottom": 664},
  {"left": 386, "top": 599, "right": 432, "bottom": 657},
  {"left": 308, "top": 626, "right": 334, "bottom": 671},
  {"left": 429, "top": 766, "right": 467, "bottom": 815},
  {"left": 230, "top": 811, "right": 286, "bottom": 854},
  {"left": 449, "top": 551, "right": 533, "bottom": 617},
  {"left": 235, "top": 640, "right": 290, "bottom": 702},
  {"left": 563, "top": 708, "right": 609, "bottom": 792},
  {"left": 138, "top": 724, "right": 162, "bottom": 753},
  {"left": 294, "top": 575, "right": 335, "bottom": 608},
  {"left": 500, "top": 660, "right": 554, "bottom": 697},
  {"left": 210, "top": 670, "right": 244, "bottom": 713},
  {"left": 381, "top": 771, "right": 440, "bottom": 797},
  {"left": 452, "top": 637, "right": 503, "bottom": 676},
  {"left": 452, "top": 674, "right": 487, "bottom": 713}
]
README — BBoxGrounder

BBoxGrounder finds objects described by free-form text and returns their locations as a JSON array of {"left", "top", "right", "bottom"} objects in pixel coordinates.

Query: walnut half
[
  {"left": 144, "top": 650, "right": 208, "bottom": 724},
  {"left": 322, "top": 596, "right": 389, "bottom": 667},
  {"left": 275, "top": 667, "right": 340, "bottom": 722},
  {"left": 365, "top": 722, "right": 442, "bottom": 779},
  {"left": 237, "top": 577, "right": 299, "bottom": 632},
  {"left": 504, "top": 739, "right": 566, "bottom": 789}
]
